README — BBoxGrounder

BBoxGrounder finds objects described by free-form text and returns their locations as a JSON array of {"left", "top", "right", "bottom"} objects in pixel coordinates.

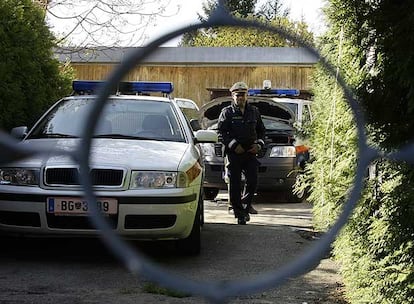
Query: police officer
[{"left": 218, "top": 81, "right": 265, "bottom": 225}]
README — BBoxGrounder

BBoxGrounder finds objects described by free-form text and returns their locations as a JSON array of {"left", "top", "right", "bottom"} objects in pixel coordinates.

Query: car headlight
[
  {"left": 0, "top": 168, "right": 39, "bottom": 186},
  {"left": 130, "top": 163, "right": 202, "bottom": 190},
  {"left": 130, "top": 171, "right": 180, "bottom": 189},
  {"left": 269, "top": 146, "right": 296, "bottom": 158}
]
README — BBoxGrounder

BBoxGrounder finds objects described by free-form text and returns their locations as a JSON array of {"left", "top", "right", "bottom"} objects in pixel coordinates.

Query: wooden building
[{"left": 56, "top": 47, "right": 318, "bottom": 106}]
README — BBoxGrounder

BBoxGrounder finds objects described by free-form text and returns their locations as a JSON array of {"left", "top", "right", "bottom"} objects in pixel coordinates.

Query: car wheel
[
  {"left": 204, "top": 187, "right": 219, "bottom": 200},
  {"left": 175, "top": 201, "right": 201, "bottom": 256}
]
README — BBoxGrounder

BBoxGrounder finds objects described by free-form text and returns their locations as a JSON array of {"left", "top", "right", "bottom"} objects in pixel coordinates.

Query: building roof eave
[{"left": 54, "top": 46, "right": 319, "bottom": 65}]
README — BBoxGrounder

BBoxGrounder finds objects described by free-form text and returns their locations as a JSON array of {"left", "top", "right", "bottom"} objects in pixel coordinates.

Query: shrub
[{"left": 0, "top": 0, "right": 72, "bottom": 131}]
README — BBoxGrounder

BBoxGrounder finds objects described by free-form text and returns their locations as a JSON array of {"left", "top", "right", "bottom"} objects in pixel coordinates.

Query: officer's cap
[{"left": 230, "top": 81, "right": 248, "bottom": 93}]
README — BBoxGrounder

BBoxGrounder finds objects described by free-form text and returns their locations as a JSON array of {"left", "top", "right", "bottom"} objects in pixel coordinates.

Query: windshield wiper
[
  {"left": 30, "top": 133, "right": 78, "bottom": 138},
  {"left": 93, "top": 134, "right": 163, "bottom": 141}
]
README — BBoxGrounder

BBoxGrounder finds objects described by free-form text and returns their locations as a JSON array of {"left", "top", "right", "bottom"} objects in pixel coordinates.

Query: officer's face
[{"left": 232, "top": 91, "right": 247, "bottom": 108}]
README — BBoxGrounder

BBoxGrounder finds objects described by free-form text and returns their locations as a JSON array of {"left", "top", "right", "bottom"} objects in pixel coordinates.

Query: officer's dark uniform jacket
[{"left": 217, "top": 103, "right": 266, "bottom": 154}]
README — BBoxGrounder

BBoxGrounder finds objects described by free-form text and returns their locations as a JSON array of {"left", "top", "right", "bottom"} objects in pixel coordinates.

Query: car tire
[
  {"left": 175, "top": 201, "right": 201, "bottom": 256},
  {"left": 204, "top": 187, "right": 219, "bottom": 200}
]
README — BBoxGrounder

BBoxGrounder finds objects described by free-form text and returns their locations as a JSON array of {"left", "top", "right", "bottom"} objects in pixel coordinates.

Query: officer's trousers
[{"left": 225, "top": 152, "right": 259, "bottom": 218}]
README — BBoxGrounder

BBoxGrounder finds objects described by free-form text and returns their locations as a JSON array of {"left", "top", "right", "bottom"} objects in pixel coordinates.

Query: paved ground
[{"left": 0, "top": 192, "right": 347, "bottom": 304}]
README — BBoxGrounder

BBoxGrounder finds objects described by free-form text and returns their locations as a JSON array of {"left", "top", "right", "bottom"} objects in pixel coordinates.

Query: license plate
[{"left": 47, "top": 197, "right": 118, "bottom": 216}]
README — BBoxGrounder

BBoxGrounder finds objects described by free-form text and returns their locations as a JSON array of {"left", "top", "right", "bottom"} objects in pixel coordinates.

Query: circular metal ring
[{"left": 75, "top": 6, "right": 377, "bottom": 304}]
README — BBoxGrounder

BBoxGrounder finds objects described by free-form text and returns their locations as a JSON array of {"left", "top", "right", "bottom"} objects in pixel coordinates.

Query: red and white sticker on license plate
[{"left": 47, "top": 197, "right": 118, "bottom": 216}]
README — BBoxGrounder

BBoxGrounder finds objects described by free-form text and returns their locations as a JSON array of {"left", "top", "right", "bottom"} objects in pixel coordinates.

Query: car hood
[
  {"left": 16, "top": 138, "right": 189, "bottom": 171},
  {"left": 198, "top": 96, "right": 295, "bottom": 129}
]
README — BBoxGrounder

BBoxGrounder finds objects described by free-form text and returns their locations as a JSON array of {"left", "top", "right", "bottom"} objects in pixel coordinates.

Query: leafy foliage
[
  {"left": 0, "top": 0, "right": 73, "bottom": 131},
  {"left": 303, "top": 0, "right": 414, "bottom": 303},
  {"left": 333, "top": 161, "right": 414, "bottom": 303},
  {"left": 255, "top": 0, "right": 290, "bottom": 21},
  {"left": 190, "top": 16, "right": 313, "bottom": 47},
  {"left": 180, "top": 0, "right": 313, "bottom": 47},
  {"left": 304, "top": 65, "right": 358, "bottom": 231},
  {"left": 359, "top": 2, "right": 414, "bottom": 148},
  {"left": 199, "top": 0, "right": 257, "bottom": 20}
]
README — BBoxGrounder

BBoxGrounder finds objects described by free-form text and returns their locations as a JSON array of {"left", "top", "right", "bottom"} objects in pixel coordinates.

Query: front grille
[
  {"left": 258, "top": 166, "right": 267, "bottom": 173},
  {"left": 46, "top": 168, "right": 78, "bottom": 185},
  {"left": 0, "top": 211, "right": 41, "bottom": 227},
  {"left": 46, "top": 214, "right": 118, "bottom": 229},
  {"left": 124, "top": 215, "right": 176, "bottom": 229},
  {"left": 90, "top": 169, "right": 123, "bottom": 186},
  {"left": 45, "top": 168, "right": 124, "bottom": 186},
  {"left": 210, "top": 165, "right": 224, "bottom": 172}
]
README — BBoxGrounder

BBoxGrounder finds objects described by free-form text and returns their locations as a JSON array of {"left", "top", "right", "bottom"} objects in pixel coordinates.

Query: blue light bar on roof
[
  {"left": 72, "top": 80, "right": 106, "bottom": 93},
  {"left": 120, "top": 81, "right": 174, "bottom": 94},
  {"left": 248, "top": 88, "right": 300, "bottom": 97},
  {"left": 72, "top": 80, "right": 174, "bottom": 95}
]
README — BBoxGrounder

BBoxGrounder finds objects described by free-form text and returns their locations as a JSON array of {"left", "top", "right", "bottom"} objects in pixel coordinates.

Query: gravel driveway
[{"left": 0, "top": 193, "right": 346, "bottom": 304}]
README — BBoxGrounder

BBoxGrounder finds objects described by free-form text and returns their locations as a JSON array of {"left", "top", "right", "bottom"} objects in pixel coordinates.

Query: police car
[
  {"left": 199, "top": 86, "right": 311, "bottom": 202},
  {"left": 0, "top": 81, "right": 218, "bottom": 255}
]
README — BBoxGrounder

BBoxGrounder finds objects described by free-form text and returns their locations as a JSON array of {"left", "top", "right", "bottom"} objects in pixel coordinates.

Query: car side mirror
[
  {"left": 190, "top": 119, "right": 201, "bottom": 131},
  {"left": 194, "top": 130, "right": 218, "bottom": 144},
  {"left": 11, "top": 126, "right": 28, "bottom": 140}
]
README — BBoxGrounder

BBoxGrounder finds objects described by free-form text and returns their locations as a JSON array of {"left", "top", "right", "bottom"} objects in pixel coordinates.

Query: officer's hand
[
  {"left": 247, "top": 144, "right": 261, "bottom": 154},
  {"left": 234, "top": 144, "right": 245, "bottom": 154}
]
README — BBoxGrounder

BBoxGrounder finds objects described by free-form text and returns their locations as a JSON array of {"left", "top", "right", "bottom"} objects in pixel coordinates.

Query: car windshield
[
  {"left": 28, "top": 97, "right": 186, "bottom": 142},
  {"left": 280, "top": 102, "right": 298, "bottom": 117}
]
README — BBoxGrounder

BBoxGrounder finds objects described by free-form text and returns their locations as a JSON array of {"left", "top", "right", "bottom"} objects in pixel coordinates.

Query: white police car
[{"left": 0, "top": 81, "right": 218, "bottom": 255}]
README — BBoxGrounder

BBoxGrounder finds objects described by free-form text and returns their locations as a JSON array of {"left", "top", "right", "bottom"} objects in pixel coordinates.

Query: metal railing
[{"left": 2, "top": 1, "right": 414, "bottom": 303}]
